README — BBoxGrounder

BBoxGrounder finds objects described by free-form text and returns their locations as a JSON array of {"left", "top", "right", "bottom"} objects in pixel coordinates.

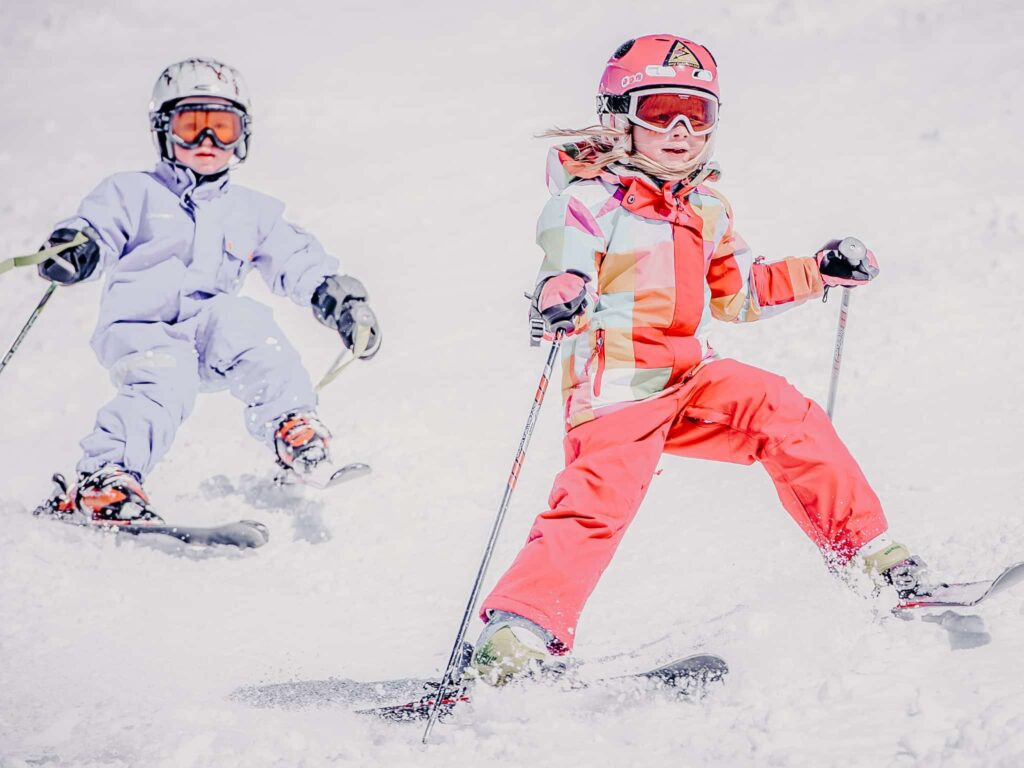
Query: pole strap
[
  {"left": 314, "top": 322, "right": 371, "bottom": 391},
  {"left": 0, "top": 232, "right": 88, "bottom": 278}
]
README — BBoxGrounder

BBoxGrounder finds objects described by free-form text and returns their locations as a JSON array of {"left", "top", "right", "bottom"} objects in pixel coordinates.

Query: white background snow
[{"left": 2, "top": 0, "right": 1024, "bottom": 765}]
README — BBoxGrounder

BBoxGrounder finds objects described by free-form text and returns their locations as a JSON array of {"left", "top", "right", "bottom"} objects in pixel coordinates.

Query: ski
[
  {"left": 36, "top": 510, "right": 270, "bottom": 549},
  {"left": 231, "top": 676, "right": 436, "bottom": 710},
  {"left": 274, "top": 461, "right": 371, "bottom": 490},
  {"left": 357, "top": 653, "right": 729, "bottom": 722},
  {"left": 229, "top": 643, "right": 476, "bottom": 710},
  {"left": 33, "top": 473, "right": 269, "bottom": 550},
  {"left": 895, "top": 561, "right": 1024, "bottom": 611},
  {"left": 360, "top": 681, "right": 471, "bottom": 722}
]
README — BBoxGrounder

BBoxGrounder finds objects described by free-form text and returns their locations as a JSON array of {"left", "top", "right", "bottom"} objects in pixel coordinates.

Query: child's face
[
  {"left": 171, "top": 96, "right": 235, "bottom": 175},
  {"left": 631, "top": 123, "right": 708, "bottom": 172}
]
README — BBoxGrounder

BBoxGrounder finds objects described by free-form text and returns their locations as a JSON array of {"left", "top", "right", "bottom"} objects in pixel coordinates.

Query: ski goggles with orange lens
[
  {"left": 166, "top": 104, "right": 247, "bottom": 150},
  {"left": 600, "top": 88, "right": 719, "bottom": 135}
]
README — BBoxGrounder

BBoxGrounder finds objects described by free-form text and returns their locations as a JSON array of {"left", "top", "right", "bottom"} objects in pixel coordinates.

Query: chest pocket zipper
[
  {"left": 217, "top": 235, "right": 256, "bottom": 293},
  {"left": 593, "top": 329, "right": 606, "bottom": 397}
]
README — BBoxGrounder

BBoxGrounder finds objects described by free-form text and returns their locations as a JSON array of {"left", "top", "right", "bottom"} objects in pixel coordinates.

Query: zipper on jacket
[{"left": 593, "top": 329, "right": 606, "bottom": 398}]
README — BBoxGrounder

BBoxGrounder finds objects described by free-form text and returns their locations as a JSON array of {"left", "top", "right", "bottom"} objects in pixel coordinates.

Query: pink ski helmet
[{"left": 597, "top": 35, "right": 720, "bottom": 132}]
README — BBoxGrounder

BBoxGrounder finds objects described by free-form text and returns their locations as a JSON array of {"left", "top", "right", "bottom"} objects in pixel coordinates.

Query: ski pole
[
  {"left": 0, "top": 282, "right": 58, "bottom": 379},
  {"left": 0, "top": 233, "right": 91, "bottom": 379},
  {"left": 422, "top": 329, "right": 565, "bottom": 744},
  {"left": 825, "top": 286, "right": 851, "bottom": 420}
]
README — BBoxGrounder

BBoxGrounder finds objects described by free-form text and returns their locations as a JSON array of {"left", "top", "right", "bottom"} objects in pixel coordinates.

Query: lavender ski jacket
[{"left": 57, "top": 160, "right": 339, "bottom": 366}]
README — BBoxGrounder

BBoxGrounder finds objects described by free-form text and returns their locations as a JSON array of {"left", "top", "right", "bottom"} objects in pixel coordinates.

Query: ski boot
[
  {"left": 35, "top": 465, "right": 163, "bottom": 524},
  {"left": 468, "top": 610, "right": 569, "bottom": 687},
  {"left": 272, "top": 412, "right": 371, "bottom": 490},
  {"left": 862, "top": 540, "right": 932, "bottom": 600},
  {"left": 273, "top": 412, "right": 333, "bottom": 473}
]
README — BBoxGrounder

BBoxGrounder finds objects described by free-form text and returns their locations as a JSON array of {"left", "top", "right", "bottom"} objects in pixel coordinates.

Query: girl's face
[
  {"left": 171, "top": 96, "right": 235, "bottom": 175},
  {"left": 631, "top": 122, "right": 708, "bottom": 172}
]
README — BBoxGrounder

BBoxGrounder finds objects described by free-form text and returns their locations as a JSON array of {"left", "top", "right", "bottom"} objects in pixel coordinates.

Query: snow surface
[{"left": 2, "top": 1, "right": 1024, "bottom": 765}]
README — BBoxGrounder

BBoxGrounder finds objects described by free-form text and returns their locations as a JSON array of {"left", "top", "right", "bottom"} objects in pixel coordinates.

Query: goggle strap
[{"left": 597, "top": 94, "right": 631, "bottom": 114}]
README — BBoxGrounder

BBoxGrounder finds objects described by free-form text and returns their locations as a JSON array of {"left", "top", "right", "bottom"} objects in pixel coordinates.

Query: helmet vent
[{"left": 612, "top": 39, "right": 636, "bottom": 59}]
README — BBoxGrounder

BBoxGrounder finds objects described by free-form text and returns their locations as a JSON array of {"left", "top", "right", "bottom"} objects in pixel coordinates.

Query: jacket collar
[
  {"left": 547, "top": 142, "right": 718, "bottom": 223},
  {"left": 152, "top": 160, "right": 231, "bottom": 202},
  {"left": 607, "top": 164, "right": 719, "bottom": 225}
]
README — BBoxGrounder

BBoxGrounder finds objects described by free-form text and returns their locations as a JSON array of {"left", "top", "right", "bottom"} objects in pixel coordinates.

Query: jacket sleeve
[
  {"left": 706, "top": 195, "right": 823, "bottom": 323},
  {"left": 52, "top": 175, "right": 135, "bottom": 282},
  {"left": 534, "top": 188, "right": 605, "bottom": 333},
  {"left": 252, "top": 210, "right": 340, "bottom": 307}
]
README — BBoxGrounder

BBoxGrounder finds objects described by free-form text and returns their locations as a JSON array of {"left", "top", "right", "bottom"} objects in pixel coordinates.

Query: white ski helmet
[{"left": 148, "top": 57, "right": 253, "bottom": 163}]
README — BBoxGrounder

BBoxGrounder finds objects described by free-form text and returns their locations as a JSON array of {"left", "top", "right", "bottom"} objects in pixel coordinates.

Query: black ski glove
[
  {"left": 37, "top": 227, "right": 101, "bottom": 285},
  {"left": 312, "top": 275, "right": 381, "bottom": 359}
]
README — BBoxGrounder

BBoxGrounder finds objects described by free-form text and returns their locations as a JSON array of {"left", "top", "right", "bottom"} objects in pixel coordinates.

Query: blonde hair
[{"left": 541, "top": 125, "right": 717, "bottom": 183}]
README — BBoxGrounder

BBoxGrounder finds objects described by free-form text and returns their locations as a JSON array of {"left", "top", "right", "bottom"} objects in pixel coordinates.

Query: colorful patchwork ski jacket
[{"left": 538, "top": 143, "right": 824, "bottom": 429}]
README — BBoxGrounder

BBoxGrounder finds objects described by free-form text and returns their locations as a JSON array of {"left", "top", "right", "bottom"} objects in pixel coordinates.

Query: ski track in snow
[{"left": 2, "top": 1, "right": 1024, "bottom": 766}]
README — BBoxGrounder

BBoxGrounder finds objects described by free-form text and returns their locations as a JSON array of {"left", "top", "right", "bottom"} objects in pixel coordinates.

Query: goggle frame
[
  {"left": 152, "top": 103, "right": 251, "bottom": 151},
  {"left": 598, "top": 87, "right": 720, "bottom": 136}
]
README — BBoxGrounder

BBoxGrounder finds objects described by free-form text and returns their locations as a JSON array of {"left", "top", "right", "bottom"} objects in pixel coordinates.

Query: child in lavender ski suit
[{"left": 36, "top": 58, "right": 380, "bottom": 523}]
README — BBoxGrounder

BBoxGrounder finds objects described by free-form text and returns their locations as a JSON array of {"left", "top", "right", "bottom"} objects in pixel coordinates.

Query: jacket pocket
[
  {"left": 216, "top": 234, "right": 256, "bottom": 293},
  {"left": 682, "top": 405, "right": 731, "bottom": 426}
]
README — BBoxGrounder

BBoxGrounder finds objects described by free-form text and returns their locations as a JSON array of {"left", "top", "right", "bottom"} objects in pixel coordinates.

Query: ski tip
[
  {"left": 233, "top": 520, "right": 270, "bottom": 548},
  {"left": 276, "top": 461, "right": 372, "bottom": 490},
  {"left": 647, "top": 653, "right": 729, "bottom": 673},
  {"left": 327, "top": 462, "right": 372, "bottom": 486},
  {"left": 622, "top": 653, "right": 729, "bottom": 697}
]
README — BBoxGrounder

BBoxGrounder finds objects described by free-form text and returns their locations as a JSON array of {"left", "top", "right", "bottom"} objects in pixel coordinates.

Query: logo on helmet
[{"left": 663, "top": 40, "right": 701, "bottom": 69}]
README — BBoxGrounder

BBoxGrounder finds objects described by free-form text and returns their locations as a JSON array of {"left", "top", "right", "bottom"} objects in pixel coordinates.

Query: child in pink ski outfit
[{"left": 471, "top": 35, "right": 924, "bottom": 683}]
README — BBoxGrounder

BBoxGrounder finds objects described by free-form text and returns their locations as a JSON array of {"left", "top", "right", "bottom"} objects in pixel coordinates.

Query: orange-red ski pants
[{"left": 481, "top": 359, "right": 888, "bottom": 649}]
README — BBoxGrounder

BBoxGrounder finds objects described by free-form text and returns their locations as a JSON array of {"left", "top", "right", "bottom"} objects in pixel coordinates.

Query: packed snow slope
[{"left": 3, "top": 1, "right": 1024, "bottom": 766}]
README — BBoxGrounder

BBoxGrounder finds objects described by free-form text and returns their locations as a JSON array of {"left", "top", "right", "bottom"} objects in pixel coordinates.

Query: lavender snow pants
[{"left": 78, "top": 294, "right": 315, "bottom": 479}]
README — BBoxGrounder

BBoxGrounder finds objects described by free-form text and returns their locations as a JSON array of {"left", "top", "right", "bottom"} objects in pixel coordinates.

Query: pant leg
[
  {"left": 664, "top": 359, "right": 888, "bottom": 559},
  {"left": 481, "top": 395, "right": 681, "bottom": 649},
  {"left": 196, "top": 295, "right": 317, "bottom": 445},
  {"left": 78, "top": 322, "right": 201, "bottom": 479}
]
